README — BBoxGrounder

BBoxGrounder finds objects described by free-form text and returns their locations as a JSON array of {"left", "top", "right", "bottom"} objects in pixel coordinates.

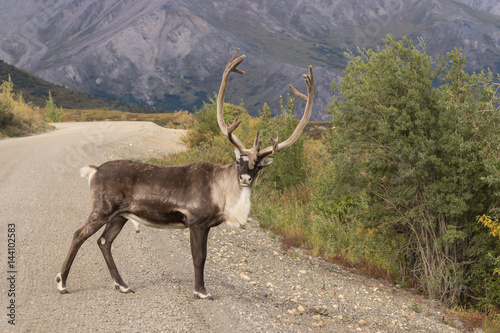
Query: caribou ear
[{"left": 257, "top": 156, "right": 274, "bottom": 169}]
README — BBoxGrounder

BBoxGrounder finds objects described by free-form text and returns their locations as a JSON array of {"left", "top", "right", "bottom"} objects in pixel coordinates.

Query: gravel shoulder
[{"left": 0, "top": 121, "right": 464, "bottom": 332}]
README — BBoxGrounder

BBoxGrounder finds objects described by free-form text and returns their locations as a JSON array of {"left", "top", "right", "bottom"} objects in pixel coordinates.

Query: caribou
[{"left": 55, "top": 49, "right": 315, "bottom": 300}]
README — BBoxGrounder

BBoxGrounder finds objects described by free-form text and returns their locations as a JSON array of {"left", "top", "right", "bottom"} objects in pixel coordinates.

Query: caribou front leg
[{"left": 189, "top": 225, "right": 213, "bottom": 300}]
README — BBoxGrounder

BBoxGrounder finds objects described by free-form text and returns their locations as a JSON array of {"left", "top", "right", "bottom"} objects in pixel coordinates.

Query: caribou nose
[{"left": 239, "top": 174, "right": 252, "bottom": 186}]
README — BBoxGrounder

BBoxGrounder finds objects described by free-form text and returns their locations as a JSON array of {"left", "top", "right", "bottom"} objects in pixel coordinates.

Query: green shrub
[
  {"left": 327, "top": 35, "right": 500, "bottom": 305},
  {"left": 257, "top": 95, "right": 306, "bottom": 192},
  {"left": 44, "top": 91, "right": 65, "bottom": 122},
  {"left": 0, "top": 95, "right": 14, "bottom": 126},
  {"left": 0, "top": 76, "right": 49, "bottom": 136},
  {"left": 184, "top": 97, "right": 254, "bottom": 149},
  {"left": 0, "top": 78, "right": 14, "bottom": 126}
]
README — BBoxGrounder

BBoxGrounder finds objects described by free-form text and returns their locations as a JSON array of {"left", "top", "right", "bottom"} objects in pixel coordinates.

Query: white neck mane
[{"left": 224, "top": 187, "right": 252, "bottom": 228}]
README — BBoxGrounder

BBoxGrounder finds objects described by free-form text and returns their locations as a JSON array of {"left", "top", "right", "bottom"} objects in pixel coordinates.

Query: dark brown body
[
  {"left": 56, "top": 158, "right": 257, "bottom": 299},
  {"left": 90, "top": 160, "right": 233, "bottom": 229}
]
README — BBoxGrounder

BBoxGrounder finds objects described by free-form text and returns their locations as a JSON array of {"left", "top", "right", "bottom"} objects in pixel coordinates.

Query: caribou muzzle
[{"left": 239, "top": 174, "right": 252, "bottom": 187}]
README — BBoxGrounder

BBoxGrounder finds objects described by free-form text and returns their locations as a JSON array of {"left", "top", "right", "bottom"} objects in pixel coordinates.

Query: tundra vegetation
[
  {"left": 44, "top": 91, "right": 65, "bottom": 123},
  {"left": 0, "top": 76, "right": 51, "bottom": 137},
  {"left": 326, "top": 35, "right": 500, "bottom": 331},
  {"left": 156, "top": 36, "right": 500, "bottom": 331}
]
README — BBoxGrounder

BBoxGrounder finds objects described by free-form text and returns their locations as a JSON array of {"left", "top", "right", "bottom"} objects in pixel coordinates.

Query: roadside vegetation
[
  {"left": 153, "top": 36, "right": 500, "bottom": 331},
  {"left": 0, "top": 76, "right": 51, "bottom": 137},
  {"left": 44, "top": 91, "right": 65, "bottom": 123},
  {"left": 324, "top": 35, "right": 500, "bottom": 332}
]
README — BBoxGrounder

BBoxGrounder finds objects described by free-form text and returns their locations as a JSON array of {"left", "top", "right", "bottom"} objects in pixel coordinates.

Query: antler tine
[
  {"left": 226, "top": 49, "right": 246, "bottom": 76},
  {"left": 217, "top": 49, "right": 248, "bottom": 153},
  {"left": 225, "top": 117, "right": 246, "bottom": 152},
  {"left": 226, "top": 118, "right": 241, "bottom": 133},
  {"left": 288, "top": 84, "right": 307, "bottom": 102},
  {"left": 270, "top": 132, "right": 279, "bottom": 154},
  {"left": 259, "top": 65, "right": 315, "bottom": 158},
  {"left": 252, "top": 131, "right": 261, "bottom": 153}
]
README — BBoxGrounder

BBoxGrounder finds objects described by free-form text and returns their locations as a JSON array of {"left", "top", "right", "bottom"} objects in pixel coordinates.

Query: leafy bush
[
  {"left": 0, "top": 77, "right": 14, "bottom": 126},
  {"left": 183, "top": 97, "right": 254, "bottom": 150},
  {"left": 0, "top": 76, "right": 49, "bottom": 136},
  {"left": 327, "top": 35, "right": 500, "bottom": 305},
  {"left": 44, "top": 91, "right": 65, "bottom": 122},
  {"left": 257, "top": 95, "right": 306, "bottom": 192},
  {"left": 0, "top": 95, "right": 14, "bottom": 126}
]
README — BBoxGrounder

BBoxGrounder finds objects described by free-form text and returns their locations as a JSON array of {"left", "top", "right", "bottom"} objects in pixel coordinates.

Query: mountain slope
[
  {"left": 455, "top": 0, "right": 500, "bottom": 15},
  {"left": 0, "top": 60, "right": 153, "bottom": 112},
  {"left": 0, "top": 0, "right": 499, "bottom": 120}
]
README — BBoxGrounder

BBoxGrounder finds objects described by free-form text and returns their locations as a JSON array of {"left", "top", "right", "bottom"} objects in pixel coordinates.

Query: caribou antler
[
  {"left": 217, "top": 49, "right": 252, "bottom": 153},
  {"left": 258, "top": 66, "right": 315, "bottom": 158},
  {"left": 217, "top": 50, "right": 315, "bottom": 167}
]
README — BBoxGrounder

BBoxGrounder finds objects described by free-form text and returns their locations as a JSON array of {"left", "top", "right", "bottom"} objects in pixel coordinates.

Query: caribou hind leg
[
  {"left": 56, "top": 212, "right": 111, "bottom": 294},
  {"left": 97, "top": 216, "right": 134, "bottom": 293}
]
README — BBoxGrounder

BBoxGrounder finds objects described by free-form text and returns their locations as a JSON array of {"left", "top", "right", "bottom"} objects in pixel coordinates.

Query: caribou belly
[{"left": 121, "top": 213, "right": 187, "bottom": 231}]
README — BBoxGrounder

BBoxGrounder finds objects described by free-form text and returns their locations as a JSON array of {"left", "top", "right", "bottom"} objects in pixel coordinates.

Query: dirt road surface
[{"left": 0, "top": 122, "right": 462, "bottom": 332}]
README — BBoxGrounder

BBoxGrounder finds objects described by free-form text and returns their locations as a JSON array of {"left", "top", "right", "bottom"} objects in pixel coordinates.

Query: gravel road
[{"left": 0, "top": 121, "right": 463, "bottom": 332}]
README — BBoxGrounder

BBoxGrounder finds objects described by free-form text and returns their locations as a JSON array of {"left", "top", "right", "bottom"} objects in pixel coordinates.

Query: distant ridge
[{"left": 0, "top": 60, "right": 158, "bottom": 113}]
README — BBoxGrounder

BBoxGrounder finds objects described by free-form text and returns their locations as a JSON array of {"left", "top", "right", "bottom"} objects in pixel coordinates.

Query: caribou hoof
[
  {"left": 194, "top": 291, "right": 214, "bottom": 301},
  {"left": 114, "top": 284, "right": 135, "bottom": 294},
  {"left": 56, "top": 273, "right": 69, "bottom": 294}
]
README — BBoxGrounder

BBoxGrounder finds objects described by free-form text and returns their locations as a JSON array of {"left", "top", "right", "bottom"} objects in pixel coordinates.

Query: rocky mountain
[
  {"left": 0, "top": 0, "right": 499, "bottom": 120},
  {"left": 456, "top": 0, "right": 500, "bottom": 15}
]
